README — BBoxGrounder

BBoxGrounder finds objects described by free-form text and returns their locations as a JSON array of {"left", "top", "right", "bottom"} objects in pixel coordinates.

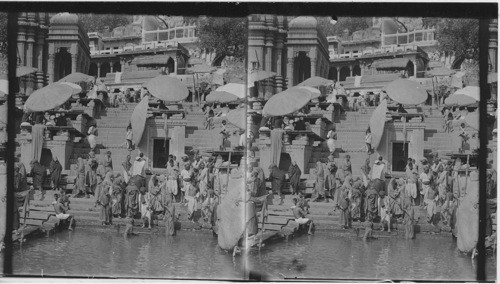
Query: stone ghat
[{"left": 21, "top": 190, "right": 471, "bottom": 239}]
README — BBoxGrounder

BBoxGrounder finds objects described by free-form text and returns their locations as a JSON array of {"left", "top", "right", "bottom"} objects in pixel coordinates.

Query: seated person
[
  {"left": 291, "top": 197, "right": 314, "bottom": 235},
  {"left": 52, "top": 193, "right": 75, "bottom": 230},
  {"left": 283, "top": 116, "right": 294, "bottom": 130}
]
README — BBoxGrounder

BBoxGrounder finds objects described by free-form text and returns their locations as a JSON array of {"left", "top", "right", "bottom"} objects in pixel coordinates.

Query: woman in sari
[
  {"left": 74, "top": 158, "right": 86, "bottom": 197},
  {"left": 166, "top": 159, "right": 179, "bottom": 201},
  {"left": 311, "top": 161, "right": 325, "bottom": 202},
  {"left": 148, "top": 175, "right": 164, "bottom": 213},
  {"left": 198, "top": 162, "right": 209, "bottom": 202},
  {"left": 436, "top": 164, "right": 448, "bottom": 205},
  {"left": 405, "top": 158, "right": 418, "bottom": 205},
  {"left": 111, "top": 175, "right": 123, "bottom": 218},
  {"left": 49, "top": 156, "right": 63, "bottom": 191},
  {"left": 364, "top": 182, "right": 378, "bottom": 222},
  {"left": 402, "top": 195, "right": 415, "bottom": 239},
  {"left": 350, "top": 180, "right": 363, "bottom": 221},
  {"left": 162, "top": 192, "right": 176, "bottom": 236},
  {"left": 360, "top": 158, "right": 371, "bottom": 188},
  {"left": 96, "top": 175, "right": 112, "bottom": 225},
  {"left": 288, "top": 160, "right": 302, "bottom": 196},
  {"left": 325, "top": 156, "right": 336, "bottom": 202}
]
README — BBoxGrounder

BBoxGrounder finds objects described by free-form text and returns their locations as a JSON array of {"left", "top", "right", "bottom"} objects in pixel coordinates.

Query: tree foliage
[
  {"left": 193, "top": 17, "right": 246, "bottom": 66},
  {"left": 317, "top": 17, "right": 370, "bottom": 37},
  {"left": 78, "top": 14, "right": 132, "bottom": 34},
  {"left": 435, "top": 18, "right": 479, "bottom": 66}
]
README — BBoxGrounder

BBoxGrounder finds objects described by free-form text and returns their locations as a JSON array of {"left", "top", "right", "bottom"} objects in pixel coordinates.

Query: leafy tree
[
  {"left": 78, "top": 14, "right": 132, "bottom": 34},
  {"left": 317, "top": 17, "right": 370, "bottom": 37},
  {"left": 192, "top": 17, "right": 246, "bottom": 66},
  {"left": 435, "top": 18, "right": 479, "bottom": 68}
]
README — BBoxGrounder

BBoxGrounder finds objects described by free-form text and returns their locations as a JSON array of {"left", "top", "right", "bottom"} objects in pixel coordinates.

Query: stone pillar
[
  {"left": 264, "top": 34, "right": 273, "bottom": 72},
  {"left": 337, "top": 68, "right": 340, "bottom": 82},
  {"left": 97, "top": 62, "right": 101, "bottom": 78},
  {"left": 310, "top": 47, "right": 317, "bottom": 77},
  {"left": 17, "top": 26, "right": 26, "bottom": 66},
  {"left": 413, "top": 60, "right": 417, "bottom": 78},
  {"left": 489, "top": 18, "right": 498, "bottom": 72},
  {"left": 286, "top": 47, "right": 294, "bottom": 88},
  {"left": 110, "top": 61, "right": 114, "bottom": 73},
  {"left": 25, "top": 29, "right": 35, "bottom": 67},
  {"left": 71, "top": 53, "right": 77, "bottom": 74},
  {"left": 349, "top": 65, "right": 353, "bottom": 77},
  {"left": 174, "top": 56, "right": 178, "bottom": 74},
  {"left": 47, "top": 44, "right": 55, "bottom": 83}
]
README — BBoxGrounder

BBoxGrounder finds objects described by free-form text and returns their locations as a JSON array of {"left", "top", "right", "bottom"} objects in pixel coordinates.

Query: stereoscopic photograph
[{"left": 0, "top": 4, "right": 497, "bottom": 282}]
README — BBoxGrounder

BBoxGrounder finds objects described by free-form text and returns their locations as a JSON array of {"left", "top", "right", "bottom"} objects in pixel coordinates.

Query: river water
[{"left": 6, "top": 229, "right": 496, "bottom": 281}]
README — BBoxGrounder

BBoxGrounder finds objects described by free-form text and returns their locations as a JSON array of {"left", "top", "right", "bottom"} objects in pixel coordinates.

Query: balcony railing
[
  {"left": 90, "top": 41, "right": 181, "bottom": 56},
  {"left": 329, "top": 44, "right": 418, "bottom": 60}
]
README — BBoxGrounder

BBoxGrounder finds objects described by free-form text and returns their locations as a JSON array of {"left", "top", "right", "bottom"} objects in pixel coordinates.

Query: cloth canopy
[
  {"left": 369, "top": 99, "right": 388, "bottom": 150},
  {"left": 248, "top": 70, "right": 276, "bottom": 83},
  {"left": 445, "top": 86, "right": 480, "bottom": 106},
  {"left": 428, "top": 67, "right": 455, "bottom": 77},
  {"left": 186, "top": 64, "right": 216, "bottom": 74},
  {"left": 385, "top": 79, "right": 428, "bottom": 105},
  {"left": 215, "top": 83, "right": 246, "bottom": 99},
  {"left": 206, "top": 91, "right": 239, "bottom": 104},
  {"left": 263, "top": 87, "right": 312, "bottom": 116},
  {"left": 372, "top": 58, "right": 411, "bottom": 70},
  {"left": 24, "top": 83, "right": 74, "bottom": 112},
  {"left": 132, "top": 55, "right": 173, "bottom": 66},
  {"left": 144, "top": 75, "right": 189, "bottom": 102},
  {"left": 297, "top": 76, "right": 333, "bottom": 88},
  {"left": 16, "top": 66, "right": 38, "bottom": 77},
  {"left": 131, "top": 96, "right": 149, "bottom": 146},
  {"left": 226, "top": 107, "right": 246, "bottom": 130}
]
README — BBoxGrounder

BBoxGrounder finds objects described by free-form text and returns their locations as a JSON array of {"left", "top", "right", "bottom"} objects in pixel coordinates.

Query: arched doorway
[
  {"left": 99, "top": 62, "right": 110, "bottom": 78},
  {"left": 406, "top": 60, "right": 415, "bottom": 77},
  {"left": 166, "top": 57, "right": 175, "bottom": 74},
  {"left": 328, "top": 66, "right": 338, "bottom": 81},
  {"left": 294, "top": 51, "right": 311, "bottom": 85},
  {"left": 352, "top": 65, "right": 361, "bottom": 76},
  {"left": 112, "top": 62, "right": 122, "bottom": 73},
  {"left": 88, "top": 62, "right": 98, "bottom": 77},
  {"left": 54, "top": 47, "right": 72, "bottom": 81},
  {"left": 339, "top": 66, "right": 350, "bottom": 82}
]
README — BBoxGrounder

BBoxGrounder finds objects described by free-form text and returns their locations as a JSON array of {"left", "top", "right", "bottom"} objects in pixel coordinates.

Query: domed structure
[
  {"left": 50, "top": 12, "right": 79, "bottom": 25},
  {"left": 288, "top": 16, "right": 318, "bottom": 29}
]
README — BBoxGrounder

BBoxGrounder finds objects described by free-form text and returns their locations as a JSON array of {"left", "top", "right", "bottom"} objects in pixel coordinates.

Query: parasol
[
  {"left": 131, "top": 96, "right": 150, "bottom": 146},
  {"left": 206, "top": 91, "right": 239, "bottom": 104},
  {"left": 445, "top": 86, "right": 480, "bottom": 106},
  {"left": 385, "top": 79, "right": 428, "bottom": 105},
  {"left": 24, "top": 83, "right": 74, "bottom": 112},
  {"left": 216, "top": 83, "right": 246, "bottom": 99},
  {"left": 248, "top": 70, "right": 276, "bottom": 83},
  {"left": 58, "top": 82, "right": 82, "bottom": 95},
  {"left": 464, "top": 111, "right": 479, "bottom": 130},
  {"left": 428, "top": 67, "right": 455, "bottom": 77},
  {"left": 58, "top": 72, "right": 95, "bottom": 85},
  {"left": 144, "top": 75, "right": 189, "bottom": 102},
  {"left": 297, "top": 76, "right": 333, "bottom": 88},
  {"left": 16, "top": 66, "right": 38, "bottom": 77},
  {"left": 295, "top": 86, "right": 321, "bottom": 100},
  {"left": 226, "top": 107, "right": 246, "bottom": 130},
  {"left": 263, "top": 87, "right": 312, "bottom": 116},
  {"left": 369, "top": 99, "right": 388, "bottom": 150}
]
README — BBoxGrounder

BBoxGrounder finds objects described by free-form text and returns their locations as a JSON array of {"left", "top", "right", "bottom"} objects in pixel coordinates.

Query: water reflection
[{"left": 7, "top": 229, "right": 496, "bottom": 281}]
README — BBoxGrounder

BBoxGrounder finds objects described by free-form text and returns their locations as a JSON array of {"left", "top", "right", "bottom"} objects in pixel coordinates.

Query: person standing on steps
[
  {"left": 365, "top": 127, "right": 373, "bottom": 154},
  {"left": 288, "top": 160, "right": 301, "bottom": 196},
  {"left": 124, "top": 125, "right": 133, "bottom": 151},
  {"left": 103, "top": 151, "right": 113, "bottom": 174},
  {"left": 326, "top": 126, "right": 337, "bottom": 155},
  {"left": 268, "top": 164, "right": 285, "bottom": 205},
  {"left": 219, "top": 120, "right": 230, "bottom": 151},
  {"left": 49, "top": 156, "right": 62, "bottom": 191},
  {"left": 30, "top": 159, "right": 46, "bottom": 201}
]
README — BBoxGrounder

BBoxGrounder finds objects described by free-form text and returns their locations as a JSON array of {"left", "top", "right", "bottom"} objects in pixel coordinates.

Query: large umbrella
[
  {"left": 131, "top": 96, "right": 150, "bottom": 146},
  {"left": 24, "top": 83, "right": 74, "bottom": 112},
  {"left": 216, "top": 83, "right": 246, "bottom": 99},
  {"left": 144, "top": 75, "right": 189, "bottom": 102},
  {"left": 58, "top": 72, "right": 95, "bottom": 85},
  {"left": 295, "top": 86, "right": 321, "bottom": 100},
  {"left": 58, "top": 82, "right": 82, "bottom": 95},
  {"left": 263, "top": 88, "right": 312, "bottom": 116},
  {"left": 297, "top": 76, "right": 333, "bottom": 88},
  {"left": 369, "top": 99, "right": 388, "bottom": 150},
  {"left": 445, "top": 86, "right": 480, "bottom": 106},
  {"left": 16, "top": 66, "right": 38, "bottom": 77},
  {"left": 385, "top": 79, "right": 428, "bottom": 105},
  {"left": 226, "top": 107, "right": 246, "bottom": 130},
  {"left": 248, "top": 70, "right": 276, "bottom": 83},
  {"left": 206, "top": 91, "right": 239, "bottom": 104}
]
